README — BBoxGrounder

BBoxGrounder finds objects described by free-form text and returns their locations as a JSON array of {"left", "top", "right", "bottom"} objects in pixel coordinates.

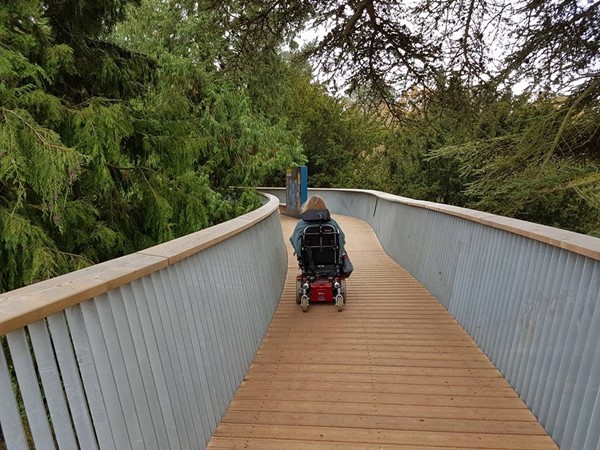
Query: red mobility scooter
[{"left": 295, "top": 212, "right": 346, "bottom": 312}]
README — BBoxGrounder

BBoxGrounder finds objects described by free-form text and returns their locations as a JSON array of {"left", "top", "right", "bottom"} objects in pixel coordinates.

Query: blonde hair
[{"left": 301, "top": 195, "right": 328, "bottom": 213}]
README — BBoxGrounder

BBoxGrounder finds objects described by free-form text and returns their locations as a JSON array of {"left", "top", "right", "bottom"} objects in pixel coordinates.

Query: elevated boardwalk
[{"left": 208, "top": 214, "right": 558, "bottom": 449}]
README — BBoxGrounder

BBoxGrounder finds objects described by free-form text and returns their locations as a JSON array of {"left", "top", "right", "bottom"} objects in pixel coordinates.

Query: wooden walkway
[{"left": 207, "top": 214, "right": 558, "bottom": 449}]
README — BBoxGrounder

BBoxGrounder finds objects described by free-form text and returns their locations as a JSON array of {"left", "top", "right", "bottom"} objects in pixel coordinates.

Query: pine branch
[
  {"left": 106, "top": 163, "right": 160, "bottom": 176},
  {"left": 2, "top": 109, "right": 69, "bottom": 152},
  {"left": 539, "top": 77, "right": 600, "bottom": 172}
]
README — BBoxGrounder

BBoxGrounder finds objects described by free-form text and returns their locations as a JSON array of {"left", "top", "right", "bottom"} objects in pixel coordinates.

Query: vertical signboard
[{"left": 285, "top": 166, "right": 308, "bottom": 217}]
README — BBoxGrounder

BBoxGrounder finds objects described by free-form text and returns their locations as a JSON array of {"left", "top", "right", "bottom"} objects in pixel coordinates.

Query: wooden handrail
[{"left": 0, "top": 193, "right": 280, "bottom": 335}]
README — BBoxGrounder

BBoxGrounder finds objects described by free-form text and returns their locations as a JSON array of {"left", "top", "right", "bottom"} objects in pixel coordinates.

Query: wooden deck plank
[
  {"left": 221, "top": 410, "right": 547, "bottom": 435},
  {"left": 252, "top": 355, "right": 495, "bottom": 369},
  {"left": 227, "top": 399, "right": 539, "bottom": 421},
  {"left": 264, "top": 331, "right": 471, "bottom": 339},
  {"left": 261, "top": 337, "right": 478, "bottom": 347},
  {"left": 243, "top": 369, "right": 511, "bottom": 388},
  {"left": 207, "top": 437, "right": 463, "bottom": 449},
  {"left": 214, "top": 424, "right": 557, "bottom": 449},
  {"left": 256, "top": 349, "right": 488, "bottom": 360},
  {"left": 207, "top": 214, "right": 558, "bottom": 449},
  {"left": 238, "top": 379, "right": 518, "bottom": 397},
  {"left": 246, "top": 363, "right": 502, "bottom": 377},
  {"left": 234, "top": 386, "right": 527, "bottom": 409},
  {"left": 264, "top": 331, "right": 475, "bottom": 340},
  {"left": 258, "top": 343, "right": 487, "bottom": 354}
]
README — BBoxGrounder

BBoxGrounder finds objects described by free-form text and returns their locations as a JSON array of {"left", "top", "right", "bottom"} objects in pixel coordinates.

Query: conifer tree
[{"left": 0, "top": 0, "right": 304, "bottom": 292}]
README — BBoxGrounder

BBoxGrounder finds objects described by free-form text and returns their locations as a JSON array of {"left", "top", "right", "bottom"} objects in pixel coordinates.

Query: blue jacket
[{"left": 290, "top": 214, "right": 346, "bottom": 261}]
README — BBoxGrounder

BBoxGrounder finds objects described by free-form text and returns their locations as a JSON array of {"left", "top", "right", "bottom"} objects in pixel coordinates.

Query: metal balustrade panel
[
  {"left": 485, "top": 229, "right": 520, "bottom": 361},
  {"left": 458, "top": 224, "right": 488, "bottom": 336},
  {"left": 138, "top": 274, "right": 191, "bottom": 449},
  {"left": 502, "top": 238, "right": 540, "bottom": 383},
  {"left": 512, "top": 241, "right": 551, "bottom": 394},
  {"left": 199, "top": 254, "right": 235, "bottom": 403},
  {"left": 241, "top": 228, "right": 260, "bottom": 347},
  {"left": 151, "top": 268, "right": 200, "bottom": 448},
  {"left": 0, "top": 345, "right": 28, "bottom": 450},
  {"left": 174, "top": 261, "right": 218, "bottom": 433},
  {"left": 540, "top": 255, "right": 586, "bottom": 425},
  {"left": 447, "top": 218, "right": 476, "bottom": 325},
  {"left": 107, "top": 287, "right": 161, "bottom": 450},
  {"left": 477, "top": 230, "right": 511, "bottom": 358},
  {"left": 80, "top": 298, "right": 141, "bottom": 450},
  {"left": 211, "top": 250, "right": 245, "bottom": 383},
  {"left": 47, "top": 313, "right": 99, "bottom": 450},
  {"left": 437, "top": 213, "right": 462, "bottom": 308},
  {"left": 66, "top": 304, "right": 118, "bottom": 450},
  {"left": 530, "top": 250, "right": 572, "bottom": 417},
  {"left": 568, "top": 285, "right": 600, "bottom": 450},
  {"left": 186, "top": 256, "right": 228, "bottom": 416},
  {"left": 548, "top": 259, "right": 597, "bottom": 440},
  {"left": 6, "top": 329, "right": 56, "bottom": 450},
  {"left": 515, "top": 244, "right": 561, "bottom": 403},
  {"left": 212, "top": 249, "right": 244, "bottom": 391},
  {"left": 28, "top": 320, "right": 78, "bottom": 450},
  {"left": 123, "top": 281, "right": 176, "bottom": 450},
  {"left": 161, "top": 266, "right": 207, "bottom": 446},
  {"left": 556, "top": 267, "right": 600, "bottom": 446},
  {"left": 235, "top": 235, "right": 257, "bottom": 367}
]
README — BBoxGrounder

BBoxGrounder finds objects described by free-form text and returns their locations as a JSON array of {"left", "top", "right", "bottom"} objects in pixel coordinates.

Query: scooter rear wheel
[
  {"left": 296, "top": 280, "right": 301, "bottom": 304},
  {"left": 301, "top": 295, "right": 309, "bottom": 312},
  {"left": 335, "top": 294, "right": 344, "bottom": 312}
]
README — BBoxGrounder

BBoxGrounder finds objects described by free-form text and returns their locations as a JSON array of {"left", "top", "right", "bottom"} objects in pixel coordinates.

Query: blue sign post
[{"left": 285, "top": 166, "right": 308, "bottom": 217}]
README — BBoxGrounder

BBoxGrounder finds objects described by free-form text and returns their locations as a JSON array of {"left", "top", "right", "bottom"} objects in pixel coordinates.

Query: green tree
[
  {"left": 431, "top": 90, "right": 600, "bottom": 235},
  {"left": 280, "top": 65, "right": 388, "bottom": 188},
  {"left": 1, "top": 0, "right": 103, "bottom": 290},
  {"left": 0, "top": 0, "right": 304, "bottom": 292}
]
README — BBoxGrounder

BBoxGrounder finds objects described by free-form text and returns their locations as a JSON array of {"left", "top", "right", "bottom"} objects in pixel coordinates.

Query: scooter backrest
[{"left": 300, "top": 209, "right": 331, "bottom": 223}]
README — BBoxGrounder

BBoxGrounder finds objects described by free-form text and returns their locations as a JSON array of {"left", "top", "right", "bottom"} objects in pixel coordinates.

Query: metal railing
[
  {"left": 3, "top": 186, "right": 600, "bottom": 449},
  {"left": 262, "top": 187, "right": 600, "bottom": 450},
  {"left": 0, "top": 194, "right": 286, "bottom": 450}
]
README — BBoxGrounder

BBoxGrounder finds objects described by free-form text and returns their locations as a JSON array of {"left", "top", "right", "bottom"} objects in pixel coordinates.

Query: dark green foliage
[
  {"left": 278, "top": 66, "right": 387, "bottom": 189},
  {"left": 450, "top": 92, "right": 600, "bottom": 236},
  {"left": 221, "top": 0, "right": 599, "bottom": 237},
  {"left": 298, "top": 72, "right": 599, "bottom": 236},
  {"left": 381, "top": 78, "right": 600, "bottom": 236},
  {"left": 1, "top": 1, "right": 92, "bottom": 291},
  {"left": 1, "top": 0, "right": 599, "bottom": 295},
  {"left": 0, "top": 0, "right": 303, "bottom": 293}
]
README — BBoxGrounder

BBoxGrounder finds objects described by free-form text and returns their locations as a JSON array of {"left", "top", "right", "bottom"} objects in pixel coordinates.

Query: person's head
[{"left": 301, "top": 195, "right": 328, "bottom": 213}]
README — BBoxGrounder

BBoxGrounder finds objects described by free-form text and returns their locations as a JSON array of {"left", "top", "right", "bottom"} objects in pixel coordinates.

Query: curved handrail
[
  {"left": 0, "top": 193, "right": 281, "bottom": 335},
  {"left": 262, "top": 187, "right": 600, "bottom": 260}
]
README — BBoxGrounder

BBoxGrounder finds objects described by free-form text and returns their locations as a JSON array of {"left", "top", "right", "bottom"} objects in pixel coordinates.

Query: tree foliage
[
  {"left": 359, "top": 77, "right": 600, "bottom": 236},
  {"left": 238, "top": 0, "right": 599, "bottom": 235},
  {"left": 1, "top": 0, "right": 599, "bottom": 294},
  {"left": 0, "top": 0, "right": 304, "bottom": 292},
  {"left": 280, "top": 64, "right": 387, "bottom": 188},
  {"left": 429, "top": 87, "right": 600, "bottom": 235},
  {"left": 504, "top": 0, "right": 600, "bottom": 92},
  {"left": 227, "top": 0, "right": 599, "bottom": 107}
]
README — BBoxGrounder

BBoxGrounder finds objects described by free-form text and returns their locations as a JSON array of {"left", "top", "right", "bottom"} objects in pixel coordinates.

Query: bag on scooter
[{"left": 341, "top": 252, "right": 354, "bottom": 277}]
